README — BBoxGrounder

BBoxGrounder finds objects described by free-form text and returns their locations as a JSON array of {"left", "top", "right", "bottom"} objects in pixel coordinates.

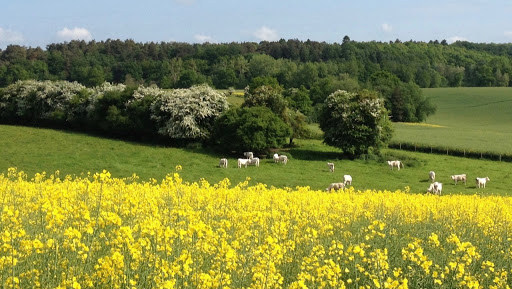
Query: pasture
[
  {"left": 1, "top": 124, "right": 511, "bottom": 196},
  {"left": 392, "top": 87, "right": 512, "bottom": 154}
]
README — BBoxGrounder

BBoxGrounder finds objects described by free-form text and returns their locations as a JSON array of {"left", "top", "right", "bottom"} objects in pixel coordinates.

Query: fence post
[
  {"left": 399, "top": 143, "right": 401, "bottom": 150},
  {"left": 481, "top": 153, "right": 483, "bottom": 159},
  {"left": 415, "top": 144, "right": 416, "bottom": 151},
  {"left": 500, "top": 154, "right": 502, "bottom": 161},
  {"left": 447, "top": 148, "right": 449, "bottom": 155},
  {"left": 464, "top": 149, "right": 465, "bottom": 157}
]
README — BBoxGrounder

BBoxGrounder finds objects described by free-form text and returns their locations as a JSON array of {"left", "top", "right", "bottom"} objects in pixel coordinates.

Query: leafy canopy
[
  {"left": 212, "top": 106, "right": 291, "bottom": 153},
  {"left": 319, "top": 89, "right": 393, "bottom": 157}
]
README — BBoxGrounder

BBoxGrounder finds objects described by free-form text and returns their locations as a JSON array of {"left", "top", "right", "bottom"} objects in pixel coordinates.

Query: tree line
[
  {"left": 0, "top": 80, "right": 391, "bottom": 157},
  {"left": 1, "top": 37, "right": 511, "bottom": 91}
]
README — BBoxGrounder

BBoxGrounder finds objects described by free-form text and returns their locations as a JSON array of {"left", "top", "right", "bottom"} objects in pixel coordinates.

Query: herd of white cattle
[
  {"left": 219, "top": 154, "right": 491, "bottom": 195},
  {"left": 218, "top": 152, "right": 288, "bottom": 170}
]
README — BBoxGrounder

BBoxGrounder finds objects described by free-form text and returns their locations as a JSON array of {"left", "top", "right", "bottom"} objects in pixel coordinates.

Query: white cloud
[
  {"left": 504, "top": 31, "right": 512, "bottom": 38},
  {"left": 253, "top": 26, "right": 279, "bottom": 41},
  {"left": 381, "top": 23, "right": 392, "bottom": 33},
  {"left": 194, "top": 34, "right": 214, "bottom": 43},
  {"left": 56, "top": 27, "right": 92, "bottom": 41},
  {"left": 447, "top": 36, "right": 468, "bottom": 44},
  {"left": 0, "top": 27, "right": 24, "bottom": 44}
]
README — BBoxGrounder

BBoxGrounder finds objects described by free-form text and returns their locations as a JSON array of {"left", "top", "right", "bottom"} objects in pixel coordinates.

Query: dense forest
[
  {"left": 3, "top": 37, "right": 512, "bottom": 125},
  {"left": 1, "top": 37, "right": 512, "bottom": 91}
]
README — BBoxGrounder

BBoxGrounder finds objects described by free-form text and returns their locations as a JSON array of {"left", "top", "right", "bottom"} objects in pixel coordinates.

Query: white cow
[
  {"left": 476, "top": 177, "right": 490, "bottom": 188},
  {"left": 275, "top": 155, "right": 288, "bottom": 164},
  {"left": 451, "top": 174, "right": 467, "bottom": 185},
  {"left": 343, "top": 175, "right": 352, "bottom": 186},
  {"left": 237, "top": 158, "right": 250, "bottom": 168},
  {"left": 387, "top": 160, "right": 404, "bottom": 170},
  {"left": 219, "top": 158, "right": 228, "bottom": 168},
  {"left": 326, "top": 182, "right": 345, "bottom": 192},
  {"left": 429, "top": 171, "right": 436, "bottom": 182},
  {"left": 427, "top": 182, "right": 443, "bottom": 195},
  {"left": 244, "top": 152, "right": 254, "bottom": 159},
  {"left": 327, "top": 162, "right": 335, "bottom": 172},
  {"left": 248, "top": 157, "right": 260, "bottom": 167},
  {"left": 273, "top": 153, "right": 280, "bottom": 163}
]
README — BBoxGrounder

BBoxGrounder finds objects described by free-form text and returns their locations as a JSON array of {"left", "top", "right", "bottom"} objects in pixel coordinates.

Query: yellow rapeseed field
[{"left": 1, "top": 166, "right": 512, "bottom": 289}]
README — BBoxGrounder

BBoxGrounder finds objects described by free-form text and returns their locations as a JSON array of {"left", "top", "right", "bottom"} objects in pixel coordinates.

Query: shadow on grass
[{"left": 287, "top": 148, "right": 343, "bottom": 161}]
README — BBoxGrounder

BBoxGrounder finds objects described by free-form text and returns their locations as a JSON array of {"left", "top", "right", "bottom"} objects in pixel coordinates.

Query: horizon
[{"left": 2, "top": 0, "right": 512, "bottom": 50}]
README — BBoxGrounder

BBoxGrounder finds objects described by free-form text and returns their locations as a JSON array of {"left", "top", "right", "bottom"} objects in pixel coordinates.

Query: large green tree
[
  {"left": 368, "top": 71, "right": 436, "bottom": 122},
  {"left": 212, "top": 106, "right": 291, "bottom": 153},
  {"left": 319, "top": 89, "right": 393, "bottom": 157}
]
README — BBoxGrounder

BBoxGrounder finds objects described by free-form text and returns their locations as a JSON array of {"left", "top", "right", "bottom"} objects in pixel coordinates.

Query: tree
[
  {"left": 283, "top": 86, "right": 312, "bottom": 116},
  {"left": 212, "top": 106, "right": 291, "bottom": 153},
  {"left": 247, "top": 76, "right": 282, "bottom": 94},
  {"left": 243, "top": 85, "right": 287, "bottom": 117},
  {"left": 319, "top": 89, "right": 393, "bottom": 157},
  {"left": 369, "top": 71, "right": 435, "bottom": 122},
  {"left": 150, "top": 84, "right": 229, "bottom": 140},
  {"left": 285, "top": 108, "right": 309, "bottom": 145}
]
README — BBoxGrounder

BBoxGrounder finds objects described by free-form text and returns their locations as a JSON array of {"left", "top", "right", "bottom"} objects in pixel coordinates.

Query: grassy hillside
[
  {"left": 2, "top": 124, "right": 511, "bottom": 195},
  {"left": 392, "top": 87, "right": 512, "bottom": 154}
]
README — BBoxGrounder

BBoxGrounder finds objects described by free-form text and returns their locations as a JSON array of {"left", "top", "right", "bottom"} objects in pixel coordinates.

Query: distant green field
[
  {"left": 392, "top": 87, "right": 512, "bottom": 154},
  {"left": 1, "top": 124, "right": 511, "bottom": 195}
]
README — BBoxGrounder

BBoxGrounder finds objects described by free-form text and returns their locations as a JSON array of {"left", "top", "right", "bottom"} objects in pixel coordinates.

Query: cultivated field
[
  {"left": 1, "top": 124, "right": 511, "bottom": 195},
  {"left": 2, "top": 170, "right": 512, "bottom": 288},
  {"left": 392, "top": 87, "right": 512, "bottom": 154}
]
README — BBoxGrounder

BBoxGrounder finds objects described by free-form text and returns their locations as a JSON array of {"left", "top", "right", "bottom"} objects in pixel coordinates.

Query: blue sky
[{"left": 1, "top": 0, "right": 512, "bottom": 49}]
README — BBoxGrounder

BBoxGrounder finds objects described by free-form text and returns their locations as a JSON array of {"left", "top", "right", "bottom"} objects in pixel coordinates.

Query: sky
[{"left": 1, "top": 0, "right": 512, "bottom": 50}]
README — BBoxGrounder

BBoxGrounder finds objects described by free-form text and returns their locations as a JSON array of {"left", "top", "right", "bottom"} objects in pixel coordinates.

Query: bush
[
  {"left": 212, "top": 106, "right": 291, "bottom": 153},
  {"left": 0, "top": 80, "right": 88, "bottom": 125},
  {"left": 150, "top": 84, "right": 229, "bottom": 141}
]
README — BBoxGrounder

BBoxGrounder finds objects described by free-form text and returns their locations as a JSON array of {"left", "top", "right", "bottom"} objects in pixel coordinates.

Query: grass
[
  {"left": 2, "top": 124, "right": 511, "bottom": 195},
  {"left": 218, "top": 89, "right": 245, "bottom": 107},
  {"left": 392, "top": 87, "right": 512, "bottom": 154}
]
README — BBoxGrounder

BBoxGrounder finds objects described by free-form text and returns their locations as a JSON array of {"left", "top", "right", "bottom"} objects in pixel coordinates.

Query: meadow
[
  {"left": 1, "top": 124, "right": 511, "bottom": 196},
  {"left": 392, "top": 87, "right": 512, "bottom": 154}
]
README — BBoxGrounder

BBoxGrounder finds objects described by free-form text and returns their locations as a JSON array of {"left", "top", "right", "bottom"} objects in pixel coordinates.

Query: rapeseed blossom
[{"left": 1, "top": 167, "right": 512, "bottom": 288}]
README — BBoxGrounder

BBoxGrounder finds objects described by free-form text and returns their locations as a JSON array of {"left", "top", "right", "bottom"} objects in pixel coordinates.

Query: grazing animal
[
  {"left": 237, "top": 158, "right": 250, "bottom": 168},
  {"left": 427, "top": 182, "right": 443, "bottom": 195},
  {"left": 219, "top": 158, "right": 228, "bottom": 168},
  {"left": 476, "top": 177, "right": 490, "bottom": 188},
  {"left": 429, "top": 171, "right": 436, "bottom": 182},
  {"left": 343, "top": 175, "right": 352, "bottom": 186},
  {"left": 387, "top": 160, "right": 404, "bottom": 170},
  {"left": 326, "top": 182, "right": 345, "bottom": 192},
  {"left": 273, "top": 153, "right": 280, "bottom": 163},
  {"left": 244, "top": 152, "right": 254, "bottom": 159},
  {"left": 275, "top": 155, "right": 288, "bottom": 164},
  {"left": 248, "top": 157, "right": 260, "bottom": 167},
  {"left": 451, "top": 174, "right": 467, "bottom": 185},
  {"left": 327, "top": 162, "right": 335, "bottom": 172}
]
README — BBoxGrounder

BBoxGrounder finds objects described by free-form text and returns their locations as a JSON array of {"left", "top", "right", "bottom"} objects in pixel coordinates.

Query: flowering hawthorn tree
[
  {"left": 319, "top": 89, "right": 393, "bottom": 157},
  {"left": 150, "top": 84, "right": 229, "bottom": 140}
]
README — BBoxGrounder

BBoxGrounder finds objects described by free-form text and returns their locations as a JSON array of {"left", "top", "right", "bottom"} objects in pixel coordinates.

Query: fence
[{"left": 388, "top": 141, "right": 512, "bottom": 162}]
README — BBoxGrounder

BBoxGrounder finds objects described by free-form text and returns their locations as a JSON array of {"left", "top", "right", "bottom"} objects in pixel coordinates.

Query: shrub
[
  {"left": 150, "top": 84, "right": 229, "bottom": 140},
  {"left": 212, "top": 106, "right": 291, "bottom": 153}
]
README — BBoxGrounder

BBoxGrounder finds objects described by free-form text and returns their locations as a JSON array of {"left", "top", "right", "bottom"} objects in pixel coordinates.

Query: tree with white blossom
[
  {"left": 319, "top": 89, "right": 393, "bottom": 157},
  {"left": 150, "top": 84, "right": 229, "bottom": 140}
]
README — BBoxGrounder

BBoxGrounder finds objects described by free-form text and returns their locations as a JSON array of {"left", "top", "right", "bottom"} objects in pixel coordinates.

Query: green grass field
[
  {"left": 2, "top": 124, "right": 511, "bottom": 195},
  {"left": 392, "top": 87, "right": 512, "bottom": 154}
]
